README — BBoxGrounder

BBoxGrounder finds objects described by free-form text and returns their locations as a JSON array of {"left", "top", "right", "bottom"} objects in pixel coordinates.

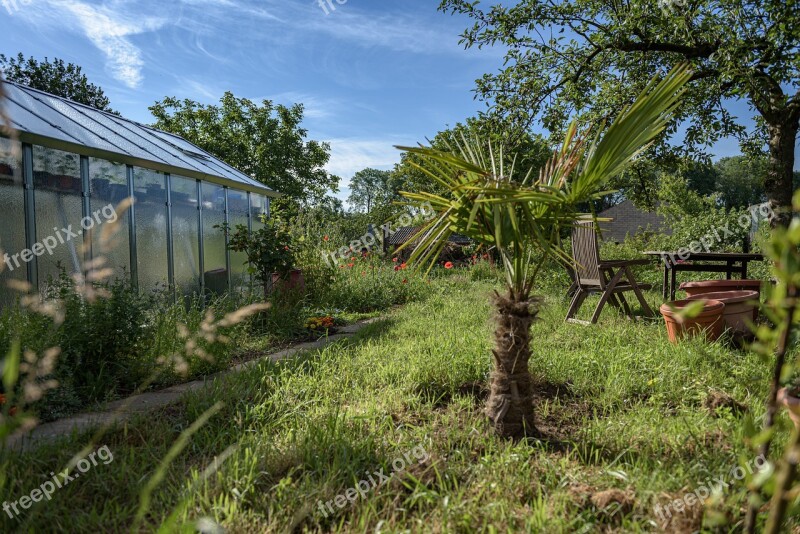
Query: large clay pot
[
  {"left": 778, "top": 388, "right": 800, "bottom": 430},
  {"left": 660, "top": 299, "right": 725, "bottom": 343},
  {"left": 686, "top": 290, "right": 759, "bottom": 336},
  {"left": 680, "top": 279, "right": 762, "bottom": 298},
  {"left": 270, "top": 269, "right": 305, "bottom": 293}
]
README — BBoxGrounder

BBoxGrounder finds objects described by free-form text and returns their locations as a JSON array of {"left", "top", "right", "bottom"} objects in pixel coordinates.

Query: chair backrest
[{"left": 571, "top": 217, "right": 601, "bottom": 285}]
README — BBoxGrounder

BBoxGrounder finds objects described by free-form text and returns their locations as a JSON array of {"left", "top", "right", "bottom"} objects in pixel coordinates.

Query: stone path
[{"left": 7, "top": 318, "right": 382, "bottom": 451}]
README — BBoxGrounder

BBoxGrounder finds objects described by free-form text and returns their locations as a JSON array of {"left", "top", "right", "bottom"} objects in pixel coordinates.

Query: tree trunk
[
  {"left": 764, "top": 119, "right": 799, "bottom": 228},
  {"left": 485, "top": 292, "right": 538, "bottom": 438}
]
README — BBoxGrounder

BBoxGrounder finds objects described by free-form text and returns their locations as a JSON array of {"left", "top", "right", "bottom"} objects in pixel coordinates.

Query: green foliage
[
  {"left": 657, "top": 173, "right": 750, "bottom": 251},
  {"left": 401, "top": 65, "right": 692, "bottom": 298},
  {"left": 149, "top": 93, "right": 338, "bottom": 211},
  {"left": 440, "top": 0, "right": 800, "bottom": 217},
  {"left": 347, "top": 168, "right": 399, "bottom": 214},
  {"left": 392, "top": 114, "right": 552, "bottom": 198},
  {"left": 225, "top": 220, "right": 295, "bottom": 288},
  {"left": 0, "top": 53, "right": 114, "bottom": 112}
]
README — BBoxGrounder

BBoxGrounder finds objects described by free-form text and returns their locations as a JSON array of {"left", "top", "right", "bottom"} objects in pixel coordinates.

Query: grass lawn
[{"left": 0, "top": 276, "right": 791, "bottom": 532}]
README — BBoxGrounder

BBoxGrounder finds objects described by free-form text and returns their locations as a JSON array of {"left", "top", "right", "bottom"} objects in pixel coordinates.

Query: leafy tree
[
  {"left": 0, "top": 53, "right": 113, "bottom": 112},
  {"left": 149, "top": 93, "right": 338, "bottom": 212},
  {"left": 401, "top": 65, "right": 690, "bottom": 438},
  {"left": 440, "top": 0, "right": 800, "bottom": 224},
  {"left": 714, "top": 155, "right": 768, "bottom": 209},
  {"left": 347, "top": 168, "right": 396, "bottom": 213}
]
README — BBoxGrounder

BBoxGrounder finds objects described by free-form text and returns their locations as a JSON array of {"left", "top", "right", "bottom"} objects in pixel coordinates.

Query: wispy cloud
[
  {"left": 325, "top": 137, "right": 410, "bottom": 180},
  {"left": 26, "top": 1, "right": 165, "bottom": 88}
]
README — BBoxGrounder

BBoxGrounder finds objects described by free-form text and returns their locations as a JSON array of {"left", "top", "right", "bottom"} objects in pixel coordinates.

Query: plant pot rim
[
  {"left": 680, "top": 279, "right": 762, "bottom": 289},
  {"left": 686, "top": 290, "right": 759, "bottom": 304},
  {"left": 660, "top": 298, "right": 725, "bottom": 317},
  {"left": 779, "top": 387, "right": 800, "bottom": 407}
]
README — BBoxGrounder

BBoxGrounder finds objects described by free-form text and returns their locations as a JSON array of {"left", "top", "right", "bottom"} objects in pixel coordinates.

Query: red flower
[
  {"left": 284, "top": 246, "right": 289, "bottom": 251},
  {"left": 323, "top": 235, "right": 329, "bottom": 242},
  {"left": 483, "top": 254, "right": 489, "bottom": 259},
  {"left": 402, "top": 279, "right": 408, "bottom": 284},
  {"left": 400, "top": 263, "right": 407, "bottom": 270},
  {"left": 444, "top": 261, "right": 454, "bottom": 269},
  {"left": 394, "top": 265, "right": 401, "bottom": 271},
  {"left": 347, "top": 263, "right": 355, "bottom": 268},
  {"left": 0, "top": 393, "right": 5, "bottom": 405},
  {"left": 392, "top": 257, "right": 398, "bottom": 263}
]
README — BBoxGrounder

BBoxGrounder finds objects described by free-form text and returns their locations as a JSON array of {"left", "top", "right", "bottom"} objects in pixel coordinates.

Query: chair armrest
[{"left": 599, "top": 259, "right": 652, "bottom": 268}]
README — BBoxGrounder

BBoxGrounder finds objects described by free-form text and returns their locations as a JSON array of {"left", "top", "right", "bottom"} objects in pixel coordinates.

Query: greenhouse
[{"left": 0, "top": 81, "right": 278, "bottom": 306}]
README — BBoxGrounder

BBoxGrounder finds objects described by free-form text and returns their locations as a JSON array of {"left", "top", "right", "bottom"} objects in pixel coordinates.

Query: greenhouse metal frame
[{"left": 0, "top": 81, "right": 279, "bottom": 305}]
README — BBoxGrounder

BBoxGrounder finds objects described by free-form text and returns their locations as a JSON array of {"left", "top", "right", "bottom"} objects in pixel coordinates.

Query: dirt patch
[
  {"left": 704, "top": 389, "right": 747, "bottom": 417},
  {"left": 652, "top": 492, "right": 704, "bottom": 533}
]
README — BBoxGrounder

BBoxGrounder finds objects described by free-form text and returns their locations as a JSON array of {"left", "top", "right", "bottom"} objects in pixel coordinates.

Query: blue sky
[{"left": 0, "top": 0, "right": 781, "bottom": 202}]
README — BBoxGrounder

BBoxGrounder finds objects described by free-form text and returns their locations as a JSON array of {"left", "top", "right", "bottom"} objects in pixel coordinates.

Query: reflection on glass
[
  {"left": 0, "top": 138, "right": 25, "bottom": 307},
  {"left": 201, "top": 182, "right": 227, "bottom": 295},
  {"left": 228, "top": 188, "right": 250, "bottom": 293},
  {"left": 133, "top": 168, "right": 168, "bottom": 292},
  {"left": 171, "top": 176, "right": 200, "bottom": 296},
  {"left": 89, "top": 157, "right": 130, "bottom": 280},
  {"left": 32, "top": 146, "right": 83, "bottom": 288}
]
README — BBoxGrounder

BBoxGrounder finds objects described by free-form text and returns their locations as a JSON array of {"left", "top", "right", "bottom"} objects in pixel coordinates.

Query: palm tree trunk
[{"left": 485, "top": 292, "right": 537, "bottom": 438}]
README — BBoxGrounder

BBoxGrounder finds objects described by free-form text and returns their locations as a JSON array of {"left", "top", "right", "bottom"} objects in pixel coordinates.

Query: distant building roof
[
  {"left": 387, "top": 226, "right": 471, "bottom": 246},
  {"left": 1, "top": 81, "right": 277, "bottom": 197},
  {"left": 597, "top": 200, "right": 670, "bottom": 243}
]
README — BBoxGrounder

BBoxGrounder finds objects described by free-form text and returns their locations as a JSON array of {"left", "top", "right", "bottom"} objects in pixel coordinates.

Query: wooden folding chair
[{"left": 566, "top": 218, "right": 654, "bottom": 324}]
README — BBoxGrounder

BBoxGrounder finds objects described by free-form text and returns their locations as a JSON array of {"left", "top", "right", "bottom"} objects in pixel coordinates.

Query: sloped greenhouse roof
[{"left": 1, "top": 81, "right": 278, "bottom": 197}]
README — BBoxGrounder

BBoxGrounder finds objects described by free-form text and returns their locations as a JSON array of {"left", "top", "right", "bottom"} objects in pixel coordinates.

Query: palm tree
[{"left": 397, "top": 64, "right": 692, "bottom": 438}]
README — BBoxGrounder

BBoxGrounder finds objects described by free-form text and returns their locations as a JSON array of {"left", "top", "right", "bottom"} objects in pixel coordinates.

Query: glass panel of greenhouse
[{"left": 0, "top": 81, "right": 278, "bottom": 308}]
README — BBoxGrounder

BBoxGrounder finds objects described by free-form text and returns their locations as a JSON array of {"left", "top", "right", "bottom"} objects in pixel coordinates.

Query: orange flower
[
  {"left": 347, "top": 263, "right": 354, "bottom": 268},
  {"left": 323, "top": 235, "right": 329, "bottom": 242},
  {"left": 400, "top": 263, "right": 407, "bottom": 270},
  {"left": 444, "top": 261, "right": 454, "bottom": 269}
]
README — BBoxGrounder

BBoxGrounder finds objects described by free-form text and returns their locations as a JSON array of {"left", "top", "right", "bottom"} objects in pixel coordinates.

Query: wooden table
[{"left": 643, "top": 251, "right": 765, "bottom": 300}]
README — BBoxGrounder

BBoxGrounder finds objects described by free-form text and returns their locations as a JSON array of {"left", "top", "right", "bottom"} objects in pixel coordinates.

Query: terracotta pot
[
  {"left": 271, "top": 269, "right": 305, "bottom": 293},
  {"left": 680, "top": 279, "right": 762, "bottom": 298},
  {"left": 778, "top": 387, "right": 800, "bottom": 430},
  {"left": 660, "top": 299, "right": 725, "bottom": 343},
  {"left": 686, "top": 290, "right": 759, "bottom": 336}
]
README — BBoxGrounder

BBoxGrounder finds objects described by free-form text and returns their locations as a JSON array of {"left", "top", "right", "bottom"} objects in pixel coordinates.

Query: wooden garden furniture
[{"left": 566, "top": 218, "right": 654, "bottom": 324}]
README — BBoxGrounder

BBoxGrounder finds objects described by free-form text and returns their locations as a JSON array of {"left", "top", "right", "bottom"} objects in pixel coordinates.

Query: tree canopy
[
  {"left": 0, "top": 53, "right": 114, "bottom": 112},
  {"left": 149, "top": 93, "right": 338, "bottom": 213},
  {"left": 347, "top": 168, "right": 399, "bottom": 213},
  {"left": 440, "top": 0, "right": 800, "bottom": 223}
]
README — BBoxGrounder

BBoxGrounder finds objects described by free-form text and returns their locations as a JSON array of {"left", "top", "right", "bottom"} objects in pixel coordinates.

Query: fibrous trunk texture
[{"left": 485, "top": 292, "right": 538, "bottom": 438}]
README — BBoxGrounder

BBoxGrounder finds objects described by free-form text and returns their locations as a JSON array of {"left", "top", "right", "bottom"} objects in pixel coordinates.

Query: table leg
[
  {"left": 662, "top": 264, "right": 669, "bottom": 300},
  {"left": 726, "top": 261, "right": 732, "bottom": 280},
  {"left": 742, "top": 260, "right": 749, "bottom": 279},
  {"left": 670, "top": 267, "right": 677, "bottom": 301}
]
